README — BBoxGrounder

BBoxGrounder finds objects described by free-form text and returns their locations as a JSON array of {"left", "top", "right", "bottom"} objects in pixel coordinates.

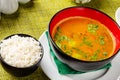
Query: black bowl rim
[
  {"left": 48, "top": 6, "right": 120, "bottom": 63},
  {"left": 0, "top": 33, "right": 44, "bottom": 69}
]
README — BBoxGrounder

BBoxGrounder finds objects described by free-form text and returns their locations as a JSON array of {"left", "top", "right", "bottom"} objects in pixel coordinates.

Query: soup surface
[{"left": 52, "top": 17, "right": 115, "bottom": 61}]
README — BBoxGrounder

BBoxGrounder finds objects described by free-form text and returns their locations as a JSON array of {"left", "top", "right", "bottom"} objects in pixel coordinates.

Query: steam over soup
[{"left": 52, "top": 17, "right": 115, "bottom": 61}]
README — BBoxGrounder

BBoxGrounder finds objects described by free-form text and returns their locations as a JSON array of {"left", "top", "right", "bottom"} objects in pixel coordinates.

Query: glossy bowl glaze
[
  {"left": 0, "top": 34, "right": 44, "bottom": 77},
  {"left": 48, "top": 7, "right": 120, "bottom": 72}
]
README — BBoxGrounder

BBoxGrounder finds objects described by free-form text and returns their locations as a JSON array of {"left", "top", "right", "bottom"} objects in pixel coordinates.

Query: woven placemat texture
[{"left": 0, "top": 0, "right": 119, "bottom": 80}]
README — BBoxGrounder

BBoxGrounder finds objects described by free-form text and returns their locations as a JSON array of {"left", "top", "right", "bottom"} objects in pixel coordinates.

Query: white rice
[{"left": 0, "top": 35, "right": 43, "bottom": 68}]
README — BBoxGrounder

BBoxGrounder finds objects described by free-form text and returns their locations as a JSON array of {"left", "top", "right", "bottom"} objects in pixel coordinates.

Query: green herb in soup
[
  {"left": 87, "top": 24, "right": 99, "bottom": 34},
  {"left": 52, "top": 17, "right": 115, "bottom": 61}
]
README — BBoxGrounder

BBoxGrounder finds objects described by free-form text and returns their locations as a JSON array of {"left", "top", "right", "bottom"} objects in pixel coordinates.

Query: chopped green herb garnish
[
  {"left": 91, "top": 49, "right": 100, "bottom": 60},
  {"left": 100, "top": 40, "right": 105, "bottom": 45},
  {"left": 87, "top": 24, "right": 99, "bottom": 34},
  {"left": 72, "top": 47, "right": 80, "bottom": 51},
  {"left": 103, "top": 52, "right": 108, "bottom": 56},
  {"left": 65, "top": 50, "right": 72, "bottom": 55},
  {"left": 54, "top": 34, "right": 70, "bottom": 43},
  {"left": 72, "top": 47, "right": 89, "bottom": 59},
  {"left": 99, "top": 36, "right": 105, "bottom": 45},
  {"left": 63, "top": 45, "right": 67, "bottom": 50},
  {"left": 61, "top": 36, "right": 69, "bottom": 41},
  {"left": 54, "top": 32, "right": 60, "bottom": 41},
  {"left": 82, "top": 37, "right": 93, "bottom": 47},
  {"left": 56, "top": 41, "right": 61, "bottom": 48}
]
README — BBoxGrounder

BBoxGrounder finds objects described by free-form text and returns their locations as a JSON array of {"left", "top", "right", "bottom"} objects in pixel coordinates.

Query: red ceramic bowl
[{"left": 48, "top": 7, "right": 120, "bottom": 72}]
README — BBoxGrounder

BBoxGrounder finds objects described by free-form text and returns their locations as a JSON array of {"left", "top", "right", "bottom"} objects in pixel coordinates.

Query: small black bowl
[
  {"left": 0, "top": 34, "right": 44, "bottom": 77},
  {"left": 48, "top": 7, "right": 120, "bottom": 72}
]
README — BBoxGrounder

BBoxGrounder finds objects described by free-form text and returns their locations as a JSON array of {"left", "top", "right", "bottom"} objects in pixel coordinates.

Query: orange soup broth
[{"left": 52, "top": 16, "right": 115, "bottom": 61}]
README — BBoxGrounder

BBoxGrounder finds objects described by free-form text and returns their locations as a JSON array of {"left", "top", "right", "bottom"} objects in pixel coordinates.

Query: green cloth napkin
[{"left": 45, "top": 31, "right": 111, "bottom": 74}]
